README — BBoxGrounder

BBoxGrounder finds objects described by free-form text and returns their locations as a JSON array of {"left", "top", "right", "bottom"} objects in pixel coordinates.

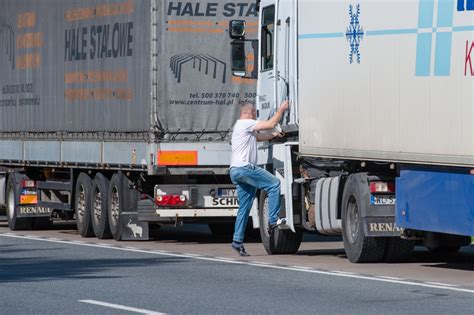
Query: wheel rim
[
  {"left": 262, "top": 196, "right": 270, "bottom": 237},
  {"left": 76, "top": 184, "right": 86, "bottom": 224},
  {"left": 110, "top": 186, "right": 120, "bottom": 226},
  {"left": 346, "top": 196, "right": 359, "bottom": 244},
  {"left": 7, "top": 186, "right": 15, "bottom": 220},
  {"left": 93, "top": 187, "right": 102, "bottom": 226}
]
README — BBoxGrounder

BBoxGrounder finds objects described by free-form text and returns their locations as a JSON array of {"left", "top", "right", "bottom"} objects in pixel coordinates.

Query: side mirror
[
  {"left": 231, "top": 41, "right": 246, "bottom": 77},
  {"left": 229, "top": 20, "right": 246, "bottom": 39}
]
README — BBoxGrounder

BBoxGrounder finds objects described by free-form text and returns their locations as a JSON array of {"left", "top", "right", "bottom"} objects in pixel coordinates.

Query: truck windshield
[{"left": 261, "top": 5, "right": 275, "bottom": 72}]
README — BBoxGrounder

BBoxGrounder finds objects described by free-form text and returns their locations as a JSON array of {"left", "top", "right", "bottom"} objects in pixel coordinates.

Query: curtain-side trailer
[
  {"left": 0, "top": 0, "right": 259, "bottom": 240},
  {"left": 229, "top": 0, "right": 473, "bottom": 262}
]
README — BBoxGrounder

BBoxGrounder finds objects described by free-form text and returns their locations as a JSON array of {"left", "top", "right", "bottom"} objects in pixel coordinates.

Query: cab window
[{"left": 261, "top": 5, "right": 275, "bottom": 72}]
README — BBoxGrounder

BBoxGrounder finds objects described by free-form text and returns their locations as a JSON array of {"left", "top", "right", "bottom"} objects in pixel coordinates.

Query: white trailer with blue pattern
[{"left": 230, "top": 0, "right": 473, "bottom": 262}]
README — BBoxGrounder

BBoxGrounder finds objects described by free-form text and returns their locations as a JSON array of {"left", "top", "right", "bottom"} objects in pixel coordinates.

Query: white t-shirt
[{"left": 231, "top": 119, "right": 258, "bottom": 167}]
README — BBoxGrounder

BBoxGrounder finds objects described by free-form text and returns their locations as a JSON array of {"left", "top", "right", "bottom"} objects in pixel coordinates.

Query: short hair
[{"left": 240, "top": 102, "right": 256, "bottom": 115}]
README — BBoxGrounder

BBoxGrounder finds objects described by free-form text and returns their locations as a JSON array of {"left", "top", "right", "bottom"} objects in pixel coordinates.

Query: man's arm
[{"left": 253, "top": 100, "right": 289, "bottom": 132}]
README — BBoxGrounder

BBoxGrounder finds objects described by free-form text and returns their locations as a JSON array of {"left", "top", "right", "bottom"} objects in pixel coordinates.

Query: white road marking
[
  {"left": 425, "top": 282, "right": 458, "bottom": 287},
  {"left": 330, "top": 270, "right": 356, "bottom": 275},
  {"left": 71, "top": 240, "right": 86, "bottom": 244},
  {"left": 2, "top": 233, "right": 474, "bottom": 295},
  {"left": 378, "top": 276, "right": 405, "bottom": 281},
  {"left": 214, "top": 257, "right": 237, "bottom": 261},
  {"left": 288, "top": 266, "right": 313, "bottom": 270},
  {"left": 97, "top": 243, "right": 113, "bottom": 247},
  {"left": 179, "top": 253, "right": 201, "bottom": 257},
  {"left": 79, "top": 299, "right": 166, "bottom": 314}
]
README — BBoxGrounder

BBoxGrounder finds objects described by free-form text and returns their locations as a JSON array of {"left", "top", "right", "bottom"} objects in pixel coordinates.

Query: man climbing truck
[
  {"left": 229, "top": 0, "right": 473, "bottom": 262},
  {"left": 0, "top": 0, "right": 259, "bottom": 240}
]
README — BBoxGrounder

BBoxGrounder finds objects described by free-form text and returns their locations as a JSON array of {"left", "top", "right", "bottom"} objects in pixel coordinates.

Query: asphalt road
[{"left": 1, "top": 225, "right": 473, "bottom": 314}]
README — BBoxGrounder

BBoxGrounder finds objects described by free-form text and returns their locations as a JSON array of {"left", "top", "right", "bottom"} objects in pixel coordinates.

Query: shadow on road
[{"left": 0, "top": 248, "right": 186, "bottom": 283}]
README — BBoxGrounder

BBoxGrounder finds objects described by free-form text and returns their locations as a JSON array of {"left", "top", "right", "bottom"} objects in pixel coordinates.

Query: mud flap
[
  {"left": 119, "top": 212, "right": 149, "bottom": 241},
  {"left": 363, "top": 217, "right": 402, "bottom": 237}
]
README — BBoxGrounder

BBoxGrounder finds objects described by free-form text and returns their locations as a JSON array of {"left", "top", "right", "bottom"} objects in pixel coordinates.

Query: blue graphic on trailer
[
  {"left": 415, "top": 0, "right": 456, "bottom": 77},
  {"left": 457, "top": 0, "right": 474, "bottom": 11},
  {"left": 298, "top": 0, "right": 474, "bottom": 75},
  {"left": 345, "top": 4, "right": 364, "bottom": 64}
]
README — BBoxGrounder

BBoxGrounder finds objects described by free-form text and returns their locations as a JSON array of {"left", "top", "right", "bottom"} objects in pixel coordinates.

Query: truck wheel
[
  {"left": 259, "top": 191, "right": 302, "bottom": 254},
  {"left": 341, "top": 174, "right": 386, "bottom": 263},
  {"left": 383, "top": 238, "right": 414, "bottom": 263},
  {"left": 74, "top": 173, "right": 94, "bottom": 237},
  {"left": 6, "top": 174, "right": 32, "bottom": 230},
  {"left": 91, "top": 173, "right": 112, "bottom": 239},
  {"left": 108, "top": 172, "right": 139, "bottom": 241}
]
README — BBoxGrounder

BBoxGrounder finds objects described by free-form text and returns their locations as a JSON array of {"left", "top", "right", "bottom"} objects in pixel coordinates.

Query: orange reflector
[
  {"left": 20, "top": 195, "right": 38, "bottom": 204},
  {"left": 157, "top": 151, "right": 198, "bottom": 166}
]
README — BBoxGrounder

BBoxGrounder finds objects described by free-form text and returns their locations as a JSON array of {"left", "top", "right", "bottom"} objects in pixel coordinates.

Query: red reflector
[
  {"left": 155, "top": 195, "right": 186, "bottom": 207},
  {"left": 21, "top": 180, "right": 36, "bottom": 188},
  {"left": 369, "top": 181, "right": 395, "bottom": 193}
]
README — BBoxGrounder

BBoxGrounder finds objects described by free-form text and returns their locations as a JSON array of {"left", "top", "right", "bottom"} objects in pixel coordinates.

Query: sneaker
[
  {"left": 231, "top": 242, "right": 250, "bottom": 257},
  {"left": 267, "top": 217, "right": 287, "bottom": 234}
]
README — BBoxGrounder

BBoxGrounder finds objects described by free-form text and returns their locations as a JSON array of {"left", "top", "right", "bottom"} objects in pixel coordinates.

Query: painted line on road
[
  {"left": 330, "top": 270, "right": 357, "bottom": 275},
  {"left": 2, "top": 233, "right": 473, "bottom": 295},
  {"left": 79, "top": 299, "right": 166, "bottom": 315},
  {"left": 288, "top": 266, "right": 313, "bottom": 270},
  {"left": 377, "top": 276, "right": 406, "bottom": 281},
  {"left": 97, "top": 243, "right": 114, "bottom": 247},
  {"left": 425, "top": 282, "right": 458, "bottom": 287},
  {"left": 214, "top": 256, "right": 238, "bottom": 261}
]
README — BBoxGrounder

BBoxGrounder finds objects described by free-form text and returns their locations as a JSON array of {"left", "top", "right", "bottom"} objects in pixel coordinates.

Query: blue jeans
[{"left": 229, "top": 164, "right": 281, "bottom": 243}]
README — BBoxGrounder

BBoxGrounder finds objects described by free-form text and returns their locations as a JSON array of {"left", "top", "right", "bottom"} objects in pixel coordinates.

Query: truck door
[
  {"left": 257, "top": 0, "right": 298, "bottom": 133},
  {"left": 257, "top": 1, "right": 277, "bottom": 123},
  {"left": 274, "top": 0, "right": 298, "bottom": 133}
]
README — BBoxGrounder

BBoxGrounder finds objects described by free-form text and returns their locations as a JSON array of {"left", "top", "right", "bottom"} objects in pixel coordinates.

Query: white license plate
[
  {"left": 203, "top": 196, "right": 239, "bottom": 208},
  {"left": 217, "top": 188, "right": 237, "bottom": 198},
  {"left": 370, "top": 195, "right": 396, "bottom": 205}
]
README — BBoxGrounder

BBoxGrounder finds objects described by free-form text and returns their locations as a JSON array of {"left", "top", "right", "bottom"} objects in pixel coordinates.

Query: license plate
[
  {"left": 203, "top": 196, "right": 239, "bottom": 208},
  {"left": 217, "top": 188, "right": 237, "bottom": 198},
  {"left": 370, "top": 195, "right": 395, "bottom": 205}
]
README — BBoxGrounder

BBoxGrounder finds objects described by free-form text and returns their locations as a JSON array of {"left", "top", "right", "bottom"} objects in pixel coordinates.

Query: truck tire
[
  {"left": 108, "top": 172, "right": 139, "bottom": 241},
  {"left": 6, "top": 173, "right": 32, "bottom": 230},
  {"left": 74, "top": 173, "right": 94, "bottom": 237},
  {"left": 259, "top": 191, "right": 302, "bottom": 255},
  {"left": 383, "top": 238, "right": 414, "bottom": 263},
  {"left": 341, "top": 174, "right": 386, "bottom": 263},
  {"left": 91, "top": 173, "right": 112, "bottom": 239}
]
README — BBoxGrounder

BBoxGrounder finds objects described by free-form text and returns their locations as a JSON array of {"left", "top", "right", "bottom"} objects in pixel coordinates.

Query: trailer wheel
[
  {"left": 6, "top": 173, "right": 32, "bottom": 230},
  {"left": 108, "top": 172, "right": 139, "bottom": 241},
  {"left": 91, "top": 173, "right": 112, "bottom": 239},
  {"left": 74, "top": 173, "right": 94, "bottom": 237},
  {"left": 342, "top": 174, "right": 386, "bottom": 263},
  {"left": 383, "top": 238, "right": 415, "bottom": 263},
  {"left": 259, "top": 191, "right": 302, "bottom": 254}
]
